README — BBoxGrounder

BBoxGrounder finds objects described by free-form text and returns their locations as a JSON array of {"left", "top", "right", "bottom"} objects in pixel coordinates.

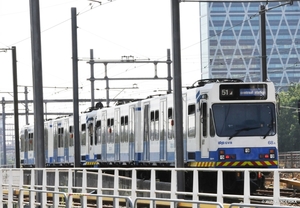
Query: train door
[
  {"left": 114, "top": 108, "right": 120, "bottom": 161},
  {"left": 101, "top": 111, "right": 107, "bottom": 161},
  {"left": 68, "top": 117, "right": 74, "bottom": 163},
  {"left": 129, "top": 105, "right": 135, "bottom": 161},
  {"left": 94, "top": 118, "right": 102, "bottom": 161},
  {"left": 160, "top": 99, "right": 167, "bottom": 161},
  {"left": 88, "top": 117, "right": 95, "bottom": 160},
  {"left": 120, "top": 114, "right": 129, "bottom": 161},
  {"left": 200, "top": 102, "right": 209, "bottom": 158},
  {"left": 57, "top": 121, "right": 65, "bottom": 163},
  {"left": 150, "top": 108, "right": 160, "bottom": 161},
  {"left": 143, "top": 103, "right": 150, "bottom": 161}
]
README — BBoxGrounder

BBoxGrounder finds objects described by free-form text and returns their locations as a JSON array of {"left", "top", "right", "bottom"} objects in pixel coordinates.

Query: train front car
[{"left": 187, "top": 79, "right": 278, "bottom": 194}]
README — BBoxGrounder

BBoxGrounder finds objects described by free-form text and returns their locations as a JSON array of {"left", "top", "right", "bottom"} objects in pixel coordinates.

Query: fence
[{"left": 1, "top": 167, "right": 300, "bottom": 207}]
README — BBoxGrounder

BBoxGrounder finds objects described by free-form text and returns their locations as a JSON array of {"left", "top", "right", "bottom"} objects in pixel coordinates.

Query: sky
[{"left": 0, "top": 0, "right": 200, "bottom": 126}]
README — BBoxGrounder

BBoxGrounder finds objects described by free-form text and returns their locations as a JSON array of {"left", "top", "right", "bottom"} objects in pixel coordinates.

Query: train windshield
[{"left": 212, "top": 103, "right": 276, "bottom": 138}]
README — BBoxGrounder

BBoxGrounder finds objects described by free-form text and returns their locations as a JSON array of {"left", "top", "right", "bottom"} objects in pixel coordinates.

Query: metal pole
[
  {"left": 171, "top": 0, "right": 185, "bottom": 196},
  {"left": 71, "top": 7, "right": 81, "bottom": 168},
  {"left": 29, "top": 0, "right": 45, "bottom": 206},
  {"left": 25, "top": 87, "right": 29, "bottom": 125},
  {"left": 260, "top": 5, "right": 267, "bottom": 82},
  {"left": 90, "top": 49, "right": 95, "bottom": 108},
  {"left": 167, "top": 49, "right": 172, "bottom": 94},
  {"left": 29, "top": 0, "right": 45, "bottom": 168},
  {"left": 2, "top": 97, "right": 6, "bottom": 165},
  {"left": 104, "top": 63, "right": 110, "bottom": 107},
  {"left": 11, "top": 46, "right": 20, "bottom": 168}
]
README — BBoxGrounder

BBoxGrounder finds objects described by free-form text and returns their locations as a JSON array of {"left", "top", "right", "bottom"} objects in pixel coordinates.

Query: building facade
[{"left": 199, "top": 2, "right": 300, "bottom": 88}]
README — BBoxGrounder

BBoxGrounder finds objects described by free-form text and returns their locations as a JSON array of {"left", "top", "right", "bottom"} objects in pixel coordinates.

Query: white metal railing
[{"left": 1, "top": 167, "right": 300, "bottom": 208}]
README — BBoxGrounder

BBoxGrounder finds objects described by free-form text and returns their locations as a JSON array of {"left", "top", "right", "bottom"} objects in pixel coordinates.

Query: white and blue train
[{"left": 20, "top": 79, "right": 279, "bottom": 193}]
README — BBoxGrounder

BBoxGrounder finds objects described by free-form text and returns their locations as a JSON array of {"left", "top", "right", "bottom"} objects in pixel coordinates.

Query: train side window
[
  {"left": 25, "top": 130, "right": 29, "bottom": 152},
  {"left": 88, "top": 123, "right": 93, "bottom": 145},
  {"left": 155, "top": 110, "right": 159, "bottom": 141},
  {"left": 81, "top": 123, "right": 86, "bottom": 146},
  {"left": 124, "top": 116, "right": 128, "bottom": 142},
  {"left": 151, "top": 111, "right": 155, "bottom": 121},
  {"left": 96, "top": 120, "right": 101, "bottom": 145},
  {"left": 202, "top": 103, "right": 207, "bottom": 137},
  {"left": 168, "top": 108, "right": 174, "bottom": 140},
  {"left": 29, "top": 132, "right": 34, "bottom": 151},
  {"left": 129, "top": 107, "right": 135, "bottom": 143},
  {"left": 107, "top": 118, "right": 114, "bottom": 143},
  {"left": 69, "top": 125, "right": 74, "bottom": 147},
  {"left": 188, "top": 104, "right": 196, "bottom": 138},
  {"left": 209, "top": 109, "right": 215, "bottom": 137},
  {"left": 58, "top": 127, "right": 64, "bottom": 148},
  {"left": 168, "top": 108, "right": 172, "bottom": 119}
]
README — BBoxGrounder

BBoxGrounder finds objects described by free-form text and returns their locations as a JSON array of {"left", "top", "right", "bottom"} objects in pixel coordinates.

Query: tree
[{"left": 278, "top": 84, "right": 300, "bottom": 152}]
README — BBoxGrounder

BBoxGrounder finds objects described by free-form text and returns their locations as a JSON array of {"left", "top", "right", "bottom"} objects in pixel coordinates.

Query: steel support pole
[
  {"left": 71, "top": 7, "right": 81, "bottom": 168},
  {"left": 171, "top": 0, "right": 185, "bottom": 196},
  {"left": 260, "top": 5, "right": 267, "bottom": 82}
]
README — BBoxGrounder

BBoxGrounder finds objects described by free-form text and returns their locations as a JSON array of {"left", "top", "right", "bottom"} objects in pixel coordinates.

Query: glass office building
[{"left": 199, "top": 2, "right": 300, "bottom": 88}]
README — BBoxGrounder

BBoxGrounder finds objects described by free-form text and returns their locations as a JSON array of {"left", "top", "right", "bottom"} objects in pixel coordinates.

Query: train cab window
[
  {"left": 81, "top": 123, "right": 86, "bottom": 146},
  {"left": 188, "top": 104, "right": 196, "bottom": 138},
  {"left": 209, "top": 109, "right": 215, "bottom": 137},
  {"left": 202, "top": 103, "right": 207, "bottom": 137},
  {"left": 95, "top": 120, "right": 101, "bottom": 145}
]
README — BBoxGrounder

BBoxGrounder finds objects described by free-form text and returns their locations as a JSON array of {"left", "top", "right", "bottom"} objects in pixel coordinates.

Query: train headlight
[
  {"left": 244, "top": 148, "right": 251, "bottom": 154},
  {"left": 220, "top": 155, "right": 225, "bottom": 160},
  {"left": 270, "top": 154, "right": 275, "bottom": 159}
]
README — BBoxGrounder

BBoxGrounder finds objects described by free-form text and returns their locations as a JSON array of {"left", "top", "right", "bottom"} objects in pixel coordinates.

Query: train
[{"left": 19, "top": 78, "right": 279, "bottom": 194}]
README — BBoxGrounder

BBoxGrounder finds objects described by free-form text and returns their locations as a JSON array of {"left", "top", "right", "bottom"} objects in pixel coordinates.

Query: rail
[{"left": 1, "top": 167, "right": 300, "bottom": 207}]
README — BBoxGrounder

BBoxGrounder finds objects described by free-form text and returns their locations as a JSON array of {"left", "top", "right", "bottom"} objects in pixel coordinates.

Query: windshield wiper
[{"left": 229, "top": 126, "right": 261, "bottom": 140}]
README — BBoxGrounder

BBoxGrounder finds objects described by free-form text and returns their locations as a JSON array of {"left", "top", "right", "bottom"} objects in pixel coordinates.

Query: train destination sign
[{"left": 219, "top": 84, "right": 267, "bottom": 100}]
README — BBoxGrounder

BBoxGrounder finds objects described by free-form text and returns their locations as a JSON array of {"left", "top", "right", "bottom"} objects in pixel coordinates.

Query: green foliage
[{"left": 278, "top": 84, "right": 300, "bottom": 152}]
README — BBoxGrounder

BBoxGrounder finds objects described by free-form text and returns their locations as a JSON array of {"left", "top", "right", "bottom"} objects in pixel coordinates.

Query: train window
[
  {"left": 107, "top": 119, "right": 110, "bottom": 126},
  {"left": 125, "top": 116, "right": 128, "bottom": 125},
  {"left": 81, "top": 123, "right": 86, "bottom": 146},
  {"left": 188, "top": 104, "right": 196, "bottom": 138},
  {"left": 88, "top": 123, "right": 93, "bottom": 145},
  {"left": 155, "top": 110, "right": 159, "bottom": 121},
  {"left": 213, "top": 103, "right": 276, "bottom": 137},
  {"left": 81, "top": 124, "right": 86, "bottom": 131},
  {"left": 188, "top": 104, "right": 195, "bottom": 115},
  {"left": 58, "top": 127, "right": 64, "bottom": 148},
  {"left": 168, "top": 108, "right": 173, "bottom": 119},
  {"left": 96, "top": 120, "right": 101, "bottom": 127},
  {"left": 29, "top": 132, "right": 34, "bottom": 151},
  {"left": 144, "top": 104, "right": 150, "bottom": 146},
  {"left": 209, "top": 109, "right": 215, "bottom": 137},
  {"left": 111, "top": 119, "right": 114, "bottom": 126},
  {"left": 151, "top": 111, "right": 155, "bottom": 121},
  {"left": 202, "top": 103, "right": 207, "bottom": 137},
  {"left": 69, "top": 126, "right": 73, "bottom": 133},
  {"left": 129, "top": 107, "right": 135, "bottom": 143},
  {"left": 96, "top": 120, "right": 101, "bottom": 145}
]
